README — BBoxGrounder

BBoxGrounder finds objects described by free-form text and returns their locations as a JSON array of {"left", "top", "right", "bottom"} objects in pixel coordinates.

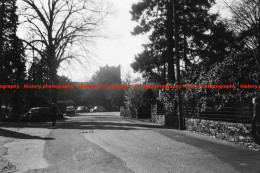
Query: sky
[
  {"left": 95, "top": 0, "right": 148, "bottom": 66},
  {"left": 58, "top": 0, "right": 148, "bottom": 82},
  {"left": 17, "top": 0, "right": 232, "bottom": 82},
  {"left": 66, "top": 0, "right": 232, "bottom": 82}
]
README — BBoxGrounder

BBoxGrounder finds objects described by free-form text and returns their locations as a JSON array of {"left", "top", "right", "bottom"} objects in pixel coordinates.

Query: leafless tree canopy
[
  {"left": 226, "top": 0, "right": 260, "bottom": 49},
  {"left": 20, "top": 0, "right": 108, "bottom": 71},
  {"left": 225, "top": 0, "right": 260, "bottom": 71}
]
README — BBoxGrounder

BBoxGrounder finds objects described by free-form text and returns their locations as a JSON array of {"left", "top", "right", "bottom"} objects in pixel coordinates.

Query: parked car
[
  {"left": 93, "top": 106, "right": 106, "bottom": 112},
  {"left": 20, "top": 106, "right": 63, "bottom": 122},
  {"left": 76, "top": 106, "right": 89, "bottom": 113},
  {"left": 22, "top": 107, "right": 51, "bottom": 121},
  {"left": 66, "top": 106, "right": 76, "bottom": 116}
]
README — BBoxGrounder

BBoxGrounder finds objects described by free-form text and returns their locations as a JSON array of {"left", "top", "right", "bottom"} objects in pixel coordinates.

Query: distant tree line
[{"left": 80, "top": 65, "right": 124, "bottom": 111}]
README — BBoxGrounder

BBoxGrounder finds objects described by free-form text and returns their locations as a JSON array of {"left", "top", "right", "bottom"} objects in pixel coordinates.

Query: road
[{"left": 0, "top": 112, "right": 259, "bottom": 173}]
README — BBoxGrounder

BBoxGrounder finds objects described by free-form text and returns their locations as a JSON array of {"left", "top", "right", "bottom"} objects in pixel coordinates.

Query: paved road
[{"left": 0, "top": 112, "right": 259, "bottom": 173}]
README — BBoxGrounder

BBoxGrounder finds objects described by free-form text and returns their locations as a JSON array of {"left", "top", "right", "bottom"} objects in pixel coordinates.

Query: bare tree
[
  {"left": 19, "top": 0, "right": 108, "bottom": 102},
  {"left": 225, "top": 0, "right": 260, "bottom": 71}
]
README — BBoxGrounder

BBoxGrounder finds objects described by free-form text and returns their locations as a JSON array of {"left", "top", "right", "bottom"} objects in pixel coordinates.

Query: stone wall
[
  {"left": 150, "top": 100, "right": 260, "bottom": 150},
  {"left": 186, "top": 118, "right": 260, "bottom": 150}
]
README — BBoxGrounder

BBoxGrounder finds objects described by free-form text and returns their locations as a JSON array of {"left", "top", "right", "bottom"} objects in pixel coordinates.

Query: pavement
[{"left": 0, "top": 112, "right": 259, "bottom": 173}]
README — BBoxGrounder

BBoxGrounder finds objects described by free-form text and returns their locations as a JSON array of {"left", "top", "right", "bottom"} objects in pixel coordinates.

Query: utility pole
[{"left": 173, "top": 0, "right": 184, "bottom": 130}]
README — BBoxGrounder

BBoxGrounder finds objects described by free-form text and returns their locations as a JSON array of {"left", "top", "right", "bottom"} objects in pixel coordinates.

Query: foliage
[
  {"left": 0, "top": 0, "right": 26, "bottom": 120},
  {"left": 183, "top": 52, "right": 259, "bottom": 109},
  {"left": 24, "top": 57, "right": 50, "bottom": 109},
  {"left": 142, "top": 89, "right": 157, "bottom": 106},
  {"left": 57, "top": 76, "right": 83, "bottom": 106},
  {"left": 28, "top": 58, "right": 48, "bottom": 84},
  {"left": 130, "top": 0, "right": 258, "bottom": 112},
  {"left": 124, "top": 87, "right": 157, "bottom": 118},
  {"left": 226, "top": 0, "right": 260, "bottom": 73},
  {"left": 130, "top": 0, "right": 233, "bottom": 83},
  {"left": 130, "top": 0, "right": 174, "bottom": 83},
  {"left": 124, "top": 87, "right": 146, "bottom": 118},
  {"left": 85, "top": 65, "right": 123, "bottom": 110}
]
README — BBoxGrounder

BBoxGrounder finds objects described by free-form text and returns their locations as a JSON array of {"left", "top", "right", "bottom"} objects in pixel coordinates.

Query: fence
[
  {"left": 122, "top": 103, "right": 254, "bottom": 124},
  {"left": 184, "top": 107, "right": 253, "bottom": 123}
]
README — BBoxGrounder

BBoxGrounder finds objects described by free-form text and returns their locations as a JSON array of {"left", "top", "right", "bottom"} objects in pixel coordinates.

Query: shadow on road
[
  {"left": 0, "top": 121, "right": 169, "bottom": 132},
  {"left": 0, "top": 121, "right": 163, "bottom": 131},
  {"left": 63, "top": 121, "right": 165, "bottom": 130},
  {"left": 0, "top": 113, "right": 167, "bottom": 131},
  {"left": 0, "top": 128, "right": 54, "bottom": 140}
]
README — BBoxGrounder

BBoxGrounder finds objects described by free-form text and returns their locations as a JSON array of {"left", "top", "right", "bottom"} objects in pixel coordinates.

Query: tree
[
  {"left": 91, "top": 65, "right": 121, "bottom": 85},
  {"left": 57, "top": 76, "right": 83, "bottom": 105},
  {"left": 86, "top": 65, "right": 123, "bottom": 110},
  {"left": 0, "top": 0, "right": 26, "bottom": 119},
  {"left": 20, "top": 0, "right": 108, "bottom": 102},
  {"left": 124, "top": 87, "right": 146, "bottom": 118},
  {"left": 28, "top": 58, "right": 48, "bottom": 85},
  {"left": 130, "top": 0, "right": 236, "bottom": 83},
  {"left": 7, "top": 35, "right": 26, "bottom": 120},
  {"left": 183, "top": 51, "right": 259, "bottom": 109},
  {"left": 142, "top": 89, "right": 156, "bottom": 106},
  {"left": 24, "top": 58, "right": 49, "bottom": 109},
  {"left": 131, "top": 0, "right": 175, "bottom": 84},
  {"left": 225, "top": 0, "right": 260, "bottom": 73}
]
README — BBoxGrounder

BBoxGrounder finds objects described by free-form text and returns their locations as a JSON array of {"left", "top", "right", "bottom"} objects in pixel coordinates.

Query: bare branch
[{"left": 20, "top": 0, "right": 109, "bottom": 83}]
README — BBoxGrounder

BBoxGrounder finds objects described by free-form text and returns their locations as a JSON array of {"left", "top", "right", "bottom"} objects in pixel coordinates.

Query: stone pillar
[{"left": 151, "top": 104, "right": 157, "bottom": 123}]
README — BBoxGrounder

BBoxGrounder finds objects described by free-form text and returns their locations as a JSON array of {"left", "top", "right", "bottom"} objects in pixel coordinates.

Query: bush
[{"left": 183, "top": 53, "right": 259, "bottom": 109}]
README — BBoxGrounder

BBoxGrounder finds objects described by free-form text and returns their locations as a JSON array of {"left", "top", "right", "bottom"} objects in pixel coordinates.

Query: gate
[{"left": 138, "top": 106, "right": 151, "bottom": 118}]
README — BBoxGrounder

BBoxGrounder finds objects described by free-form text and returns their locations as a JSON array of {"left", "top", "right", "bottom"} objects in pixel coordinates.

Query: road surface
[{"left": 0, "top": 112, "right": 259, "bottom": 173}]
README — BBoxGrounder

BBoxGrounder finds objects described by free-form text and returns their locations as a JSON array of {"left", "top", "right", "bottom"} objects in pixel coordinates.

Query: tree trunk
[
  {"left": 173, "top": 0, "right": 184, "bottom": 130},
  {"left": 49, "top": 64, "right": 58, "bottom": 104},
  {"left": 48, "top": 45, "right": 59, "bottom": 104},
  {"left": 166, "top": 0, "right": 175, "bottom": 83},
  {"left": 0, "top": 1, "right": 5, "bottom": 118}
]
